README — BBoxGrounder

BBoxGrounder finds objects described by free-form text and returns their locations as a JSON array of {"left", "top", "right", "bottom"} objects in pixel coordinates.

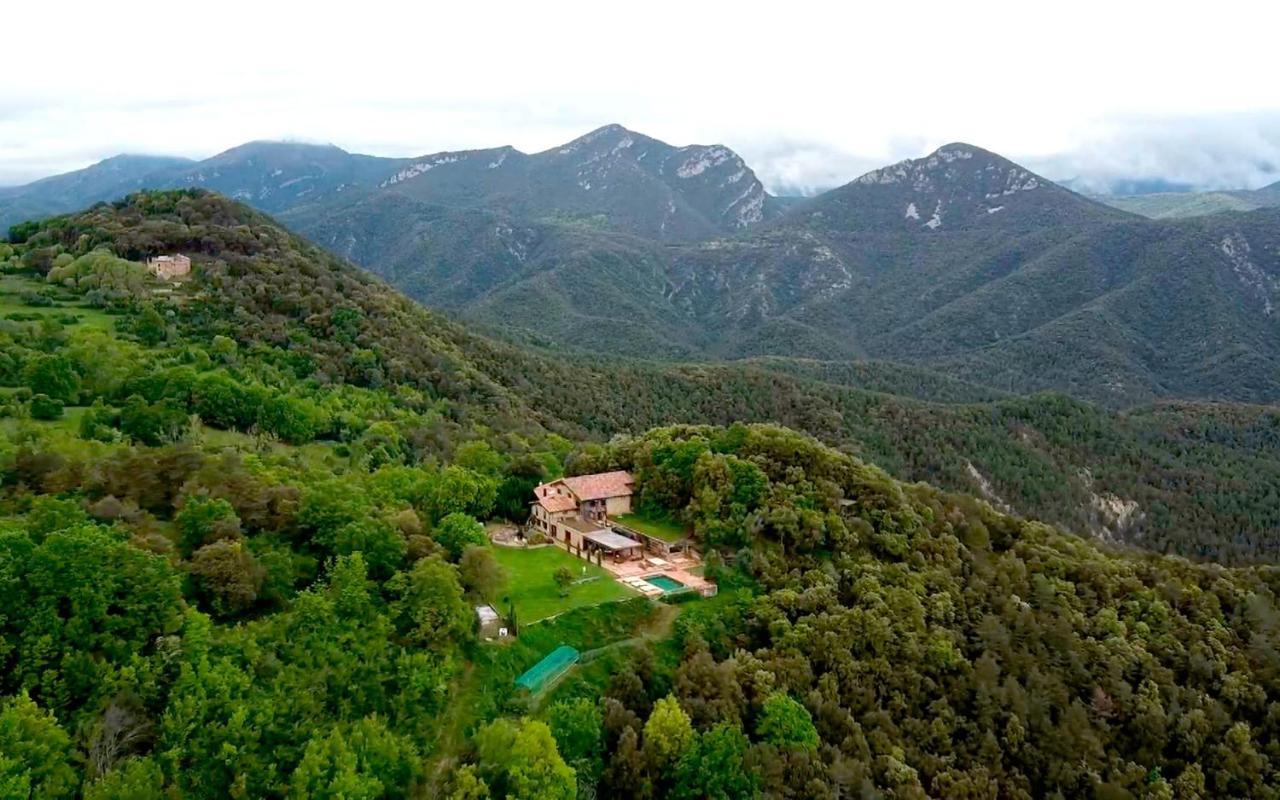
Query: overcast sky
[{"left": 3, "top": 0, "right": 1279, "bottom": 193}]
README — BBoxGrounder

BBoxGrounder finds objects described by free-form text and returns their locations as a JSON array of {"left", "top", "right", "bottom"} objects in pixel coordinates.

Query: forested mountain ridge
[
  {"left": 4, "top": 191, "right": 1280, "bottom": 559},
  {"left": 291, "top": 140, "right": 1280, "bottom": 407},
  {"left": 2, "top": 190, "right": 1280, "bottom": 797},
  {"left": 0, "top": 154, "right": 196, "bottom": 230},
  {"left": 1, "top": 125, "right": 779, "bottom": 242},
  {"left": 9, "top": 134, "right": 1280, "bottom": 409},
  {"left": 1100, "top": 181, "right": 1280, "bottom": 219},
  {"left": 166, "top": 140, "right": 415, "bottom": 213},
  {"left": 357, "top": 124, "right": 784, "bottom": 241},
  {"left": 786, "top": 142, "right": 1133, "bottom": 232}
]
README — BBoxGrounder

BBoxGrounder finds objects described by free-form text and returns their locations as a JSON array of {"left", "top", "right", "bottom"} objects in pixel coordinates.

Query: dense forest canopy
[{"left": 0, "top": 190, "right": 1278, "bottom": 798}]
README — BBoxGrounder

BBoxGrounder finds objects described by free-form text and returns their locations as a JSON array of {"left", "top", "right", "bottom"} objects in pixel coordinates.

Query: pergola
[{"left": 583, "top": 529, "right": 644, "bottom": 562}]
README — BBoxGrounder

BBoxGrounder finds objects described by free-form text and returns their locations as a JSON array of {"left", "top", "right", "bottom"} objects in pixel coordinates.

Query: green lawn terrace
[
  {"left": 612, "top": 509, "right": 690, "bottom": 548},
  {"left": 492, "top": 544, "right": 639, "bottom": 624}
]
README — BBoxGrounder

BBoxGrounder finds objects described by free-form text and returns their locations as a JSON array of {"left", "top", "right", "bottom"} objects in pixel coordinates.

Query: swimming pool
[{"left": 643, "top": 574, "right": 686, "bottom": 592}]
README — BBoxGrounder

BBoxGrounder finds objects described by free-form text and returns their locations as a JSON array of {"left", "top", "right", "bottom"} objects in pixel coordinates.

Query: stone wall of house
[{"left": 147, "top": 254, "right": 192, "bottom": 280}]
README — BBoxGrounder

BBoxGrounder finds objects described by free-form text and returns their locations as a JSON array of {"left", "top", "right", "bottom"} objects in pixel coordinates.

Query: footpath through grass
[{"left": 493, "top": 544, "right": 637, "bottom": 623}]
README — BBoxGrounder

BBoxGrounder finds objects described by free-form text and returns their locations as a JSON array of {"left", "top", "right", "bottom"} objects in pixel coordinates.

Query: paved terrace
[{"left": 597, "top": 548, "right": 715, "bottom": 597}]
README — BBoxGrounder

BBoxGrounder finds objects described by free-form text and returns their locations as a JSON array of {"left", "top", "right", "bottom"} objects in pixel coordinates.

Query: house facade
[
  {"left": 146, "top": 253, "right": 192, "bottom": 280},
  {"left": 530, "top": 470, "right": 640, "bottom": 558}
]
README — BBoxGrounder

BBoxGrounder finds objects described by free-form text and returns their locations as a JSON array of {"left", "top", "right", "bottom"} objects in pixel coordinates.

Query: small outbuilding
[{"left": 475, "top": 604, "right": 509, "bottom": 640}]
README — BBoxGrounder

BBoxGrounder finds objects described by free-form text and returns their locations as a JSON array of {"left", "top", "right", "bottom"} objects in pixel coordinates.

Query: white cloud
[
  {"left": 1025, "top": 113, "right": 1280, "bottom": 193},
  {"left": 1, "top": 0, "right": 1278, "bottom": 191}
]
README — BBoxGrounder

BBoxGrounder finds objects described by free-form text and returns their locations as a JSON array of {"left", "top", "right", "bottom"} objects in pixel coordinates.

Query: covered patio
[{"left": 582, "top": 529, "right": 644, "bottom": 563}]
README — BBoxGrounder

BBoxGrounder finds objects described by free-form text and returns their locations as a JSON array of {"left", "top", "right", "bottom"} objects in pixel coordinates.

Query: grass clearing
[
  {"left": 493, "top": 544, "right": 637, "bottom": 623},
  {"left": 615, "top": 509, "right": 689, "bottom": 542},
  {"left": 0, "top": 406, "right": 89, "bottom": 437},
  {"left": 0, "top": 273, "right": 121, "bottom": 331}
]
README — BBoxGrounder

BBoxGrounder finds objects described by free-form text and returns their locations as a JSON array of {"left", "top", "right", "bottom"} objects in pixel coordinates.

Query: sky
[{"left": 3, "top": 0, "right": 1279, "bottom": 194}]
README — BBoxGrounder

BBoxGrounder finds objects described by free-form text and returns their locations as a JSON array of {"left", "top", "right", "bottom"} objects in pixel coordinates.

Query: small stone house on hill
[{"left": 146, "top": 253, "right": 191, "bottom": 280}]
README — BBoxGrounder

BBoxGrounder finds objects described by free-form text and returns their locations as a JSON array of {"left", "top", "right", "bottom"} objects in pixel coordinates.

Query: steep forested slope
[{"left": 554, "top": 424, "right": 1280, "bottom": 799}]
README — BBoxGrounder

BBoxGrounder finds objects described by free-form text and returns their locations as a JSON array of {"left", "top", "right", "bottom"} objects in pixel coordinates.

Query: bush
[
  {"left": 175, "top": 496, "right": 242, "bottom": 556},
  {"left": 659, "top": 588, "right": 704, "bottom": 605},
  {"left": 20, "top": 289, "right": 54, "bottom": 307},
  {"left": 29, "top": 394, "right": 64, "bottom": 421}
]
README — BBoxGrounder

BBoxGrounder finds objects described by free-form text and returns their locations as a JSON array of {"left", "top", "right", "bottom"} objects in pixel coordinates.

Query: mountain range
[
  {"left": 8, "top": 189, "right": 1278, "bottom": 564},
  {"left": 5, "top": 127, "right": 1280, "bottom": 408},
  {"left": 1098, "top": 182, "right": 1280, "bottom": 218},
  {"left": 286, "top": 133, "right": 1280, "bottom": 407}
]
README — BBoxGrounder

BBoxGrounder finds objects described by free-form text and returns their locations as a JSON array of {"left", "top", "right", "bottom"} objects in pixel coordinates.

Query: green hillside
[
  {"left": 2, "top": 191, "right": 1280, "bottom": 798},
  {"left": 5, "top": 191, "right": 1279, "bottom": 565},
  {"left": 1100, "top": 185, "right": 1280, "bottom": 219},
  {"left": 9, "top": 134, "right": 1280, "bottom": 411}
]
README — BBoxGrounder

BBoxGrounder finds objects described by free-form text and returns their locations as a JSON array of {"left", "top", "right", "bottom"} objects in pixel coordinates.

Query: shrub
[{"left": 28, "top": 393, "right": 64, "bottom": 421}]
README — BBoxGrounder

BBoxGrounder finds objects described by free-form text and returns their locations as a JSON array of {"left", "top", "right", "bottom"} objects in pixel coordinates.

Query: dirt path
[{"left": 578, "top": 602, "right": 680, "bottom": 660}]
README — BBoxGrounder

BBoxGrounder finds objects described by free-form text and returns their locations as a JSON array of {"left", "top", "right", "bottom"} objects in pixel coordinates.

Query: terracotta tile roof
[
  {"left": 560, "top": 470, "right": 635, "bottom": 501},
  {"left": 536, "top": 493, "right": 578, "bottom": 513}
]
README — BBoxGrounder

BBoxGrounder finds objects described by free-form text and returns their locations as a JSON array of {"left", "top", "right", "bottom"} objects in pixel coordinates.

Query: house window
[{"left": 551, "top": 525, "right": 557, "bottom": 538}]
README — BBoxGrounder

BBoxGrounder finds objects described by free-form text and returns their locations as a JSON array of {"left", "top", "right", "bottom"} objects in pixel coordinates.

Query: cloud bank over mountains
[{"left": 2, "top": 1, "right": 1277, "bottom": 195}]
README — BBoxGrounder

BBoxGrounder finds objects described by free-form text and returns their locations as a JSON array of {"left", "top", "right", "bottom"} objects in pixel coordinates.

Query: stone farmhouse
[
  {"left": 530, "top": 470, "right": 646, "bottom": 562},
  {"left": 528, "top": 470, "right": 713, "bottom": 598},
  {"left": 146, "top": 253, "right": 191, "bottom": 280}
]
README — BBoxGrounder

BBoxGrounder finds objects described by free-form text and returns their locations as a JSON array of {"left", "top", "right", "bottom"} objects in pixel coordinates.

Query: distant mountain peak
[
  {"left": 226, "top": 139, "right": 342, "bottom": 153},
  {"left": 96, "top": 153, "right": 194, "bottom": 167},
  {"left": 552, "top": 123, "right": 645, "bottom": 156},
  {"left": 811, "top": 143, "right": 1125, "bottom": 232},
  {"left": 853, "top": 142, "right": 1039, "bottom": 195}
]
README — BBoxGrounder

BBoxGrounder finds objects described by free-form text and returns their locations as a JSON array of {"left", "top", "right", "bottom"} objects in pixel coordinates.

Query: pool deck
[{"left": 600, "top": 550, "right": 716, "bottom": 597}]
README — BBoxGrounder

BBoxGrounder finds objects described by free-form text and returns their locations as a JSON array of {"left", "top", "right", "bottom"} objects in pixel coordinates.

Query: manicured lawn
[
  {"left": 615, "top": 510, "right": 689, "bottom": 543},
  {"left": 493, "top": 545, "right": 638, "bottom": 623}
]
